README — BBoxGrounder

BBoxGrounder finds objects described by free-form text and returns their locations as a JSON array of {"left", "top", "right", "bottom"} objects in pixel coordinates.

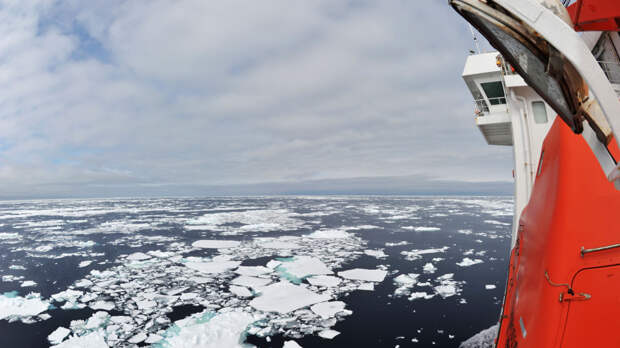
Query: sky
[{"left": 0, "top": 0, "right": 512, "bottom": 198}]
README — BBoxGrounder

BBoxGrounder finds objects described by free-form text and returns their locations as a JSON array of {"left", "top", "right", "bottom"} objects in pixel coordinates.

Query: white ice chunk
[
  {"left": 48, "top": 327, "right": 71, "bottom": 345},
  {"left": 434, "top": 284, "right": 457, "bottom": 298},
  {"left": 161, "top": 310, "right": 255, "bottom": 348},
  {"left": 266, "top": 260, "right": 282, "bottom": 269},
  {"left": 357, "top": 283, "right": 375, "bottom": 291},
  {"left": 401, "top": 247, "right": 449, "bottom": 261},
  {"left": 310, "top": 301, "right": 346, "bottom": 319},
  {"left": 249, "top": 282, "right": 330, "bottom": 314},
  {"left": 51, "top": 330, "right": 108, "bottom": 348},
  {"left": 456, "top": 258, "right": 484, "bottom": 267},
  {"left": 128, "top": 332, "right": 147, "bottom": 344},
  {"left": 338, "top": 268, "right": 387, "bottom": 282},
  {"left": 423, "top": 263, "right": 437, "bottom": 274},
  {"left": 409, "top": 292, "right": 435, "bottom": 300},
  {"left": 485, "top": 284, "right": 496, "bottom": 290},
  {"left": 234, "top": 266, "right": 272, "bottom": 277},
  {"left": 185, "top": 260, "right": 242, "bottom": 274},
  {"left": 318, "top": 329, "right": 340, "bottom": 339},
  {"left": 0, "top": 292, "right": 49, "bottom": 320},
  {"left": 78, "top": 261, "right": 93, "bottom": 268},
  {"left": 283, "top": 341, "right": 303, "bottom": 348},
  {"left": 89, "top": 301, "right": 115, "bottom": 311},
  {"left": 192, "top": 240, "right": 241, "bottom": 249},
  {"left": 20, "top": 280, "right": 37, "bottom": 287},
  {"left": 306, "top": 275, "right": 342, "bottom": 288},
  {"left": 259, "top": 241, "right": 301, "bottom": 249},
  {"left": 231, "top": 276, "right": 272, "bottom": 290},
  {"left": 126, "top": 252, "right": 151, "bottom": 261},
  {"left": 364, "top": 249, "right": 388, "bottom": 259},
  {"left": 307, "top": 229, "right": 351, "bottom": 239},
  {"left": 277, "top": 256, "right": 333, "bottom": 279},
  {"left": 135, "top": 300, "right": 157, "bottom": 310},
  {"left": 229, "top": 285, "right": 253, "bottom": 298}
]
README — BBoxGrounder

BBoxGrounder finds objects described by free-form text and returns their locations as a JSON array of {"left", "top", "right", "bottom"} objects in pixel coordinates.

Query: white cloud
[{"left": 0, "top": 0, "right": 511, "bottom": 197}]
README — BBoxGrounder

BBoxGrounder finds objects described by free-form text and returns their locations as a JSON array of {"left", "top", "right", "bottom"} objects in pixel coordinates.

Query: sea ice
[
  {"left": 259, "top": 240, "right": 302, "bottom": 249},
  {"left": 307, "top": 229, "right": 351, "bottom": 239},
  {"left": 338, "top": 268, "right": 387, "bottom": 282},
  {"left": 401, "top": 247, "right": 449, "bottom": 261},
  {"left": 283, "top": 341, "right": 303, "bottom": 348},
  {"left": 423, "top": 263, "right": 437, "bottom": 274},
  {"left": 21, "top": 280, "right": 37, "bottom": 287},
  {"left": 409, "top": 292, "right": 435, "bottom": 300},
  {"left": 318, "top": 329, "right": 340, "bottom": 339},
  {"left": 78, "top": 261, "right": 93, "bottom": 268},
  {"left": 358, "top": 283, "right": 375, "bottom": 291},
  {"left": 306, "top": 275, "right": 342, "bottom": 288},
  {"left": 185, "top": 260, "right": 242, "bottom": 274},
  {"left": 229, "top": 285, "right": 253, "bottom": 298},
  {"left": 249, "top": 281, "right": 330, "bottom": 314},
  {"left": 126, "top": 252, "right": 151, "bottom": 261},
  {"left": 485, "top": 284, "right": 496, "bottom": 290},
  {"left": 235, "top": 266, "right": 272, "bottom": 276},
  {"left": 231, "top": 276, "right": 272, "bottom": 290},
  {"left": 159, "top": 310, "right": 255, "bottom": 348},
  {"left": 51, "top": 330, "right": 108, "bottom": 348},
  {"left": 310, "top": 301, "right": 347, "bottom": 319},
  {"left": 277, "top": 256, "right": 333, "bottom": 280},
  {"left": 192, "top": 240, "right": 241, "bottom": 249},
  {"left": 0, "top": 292, "right": 49, "bottom": 321},
  {"left": 456, "top": 258, "right": 484, "bottom": 267},
  {"left": 411, "top": 226, "right": 441, "bottom": 232},
  {"left": 89, "top": 301, "right": 115, "bottom": 311},
  {"left": 364, "top": 249, "right": 388, "bottom": 259},
  {"left": 48, "top": 326, "right": 71, "bottom": 345}
]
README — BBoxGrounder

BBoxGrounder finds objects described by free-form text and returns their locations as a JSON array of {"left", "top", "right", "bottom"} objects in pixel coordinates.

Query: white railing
[
  {"left": 474, "top": 97, "right": 507, "bottom": 116},
  {"left": 599, "top": 61, "right": 620, "bottom": 85}
]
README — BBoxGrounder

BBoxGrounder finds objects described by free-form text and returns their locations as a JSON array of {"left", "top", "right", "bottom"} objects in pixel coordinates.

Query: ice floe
[
  {"left": 306, "top": 275, "right": 342, "bottom": 288},
  {"left": 485, "top": 284, "right": 496, "bottom": 290},
  {"left": 318, "top": 329, "right": 340, "bottom": 339},
  {"left": 249, "top": 281, "right": 330, "bottom": 314},
  {"left": 310, "top": 301, "right": 347, "bottom": 319},
  {"left": 276, "top": 256, "right": 333, "bottom": 280},
  {"left": 192, "top": 240, "right": 241, "bottom": 249},
  {"left": 338, "top": 268, "right": 387, "bottom": 282},
  {"left": 51, "top": 330, "right": 108, "bottom": 348},
  {"left": 401, "top": 247, "right": 449, "bottom": 261},
  {"left": 456, "top": 258, "right": 484, "bottom": 267},
  {"left": 0, "top": 292, "right": 49, "bottom": 322},
  {"left": 48, "top": 326, "right": 71, "bottom": 345},
  {"left": 307, "top": 229, "right": 351, "bottom": 239},
  {"left": 364, "top": 249, "right": 388, "bottom": 258}
]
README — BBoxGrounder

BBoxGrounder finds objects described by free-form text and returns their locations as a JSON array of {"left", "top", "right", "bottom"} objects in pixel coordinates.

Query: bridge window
[
  {"left": 480, "top": 81, "right": 506, "bottom": 105},
  {"left": 532, "top": 101, "right": 548, "bottom": 124}
]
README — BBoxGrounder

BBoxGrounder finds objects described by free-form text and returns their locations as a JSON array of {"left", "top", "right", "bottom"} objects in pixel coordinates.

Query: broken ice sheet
[
  {"left": 338, "top": 268, "right": 387, "bottom": 282},
  {"left": 306, "top": 275, "right": 342, "bottom": 288},
  {"left": 156, "top": 310, "right": 256, "bottom": 348},
  {"left": 310, "top": 301, "right": 347, "bottom": 319},
  {"left": 456, "top": 258, "right": 484, "bottom": 267},
  {"left": 48, "top": 326, "right": 71, "bottom": 345},
  {"left": 191, "top": 240, "right": 241, "bottom": 249},
  {"left": 0, "top": 291, "right": 50, "bottom": 321},
  {"left": 51, "top": 330, "right": 108, "bottom": 348},
  {"left": 276, "top": 256, "right": 333, "bottom": 282},
  {"left": 249, "top": 281, "right": 330, "bottom": 314}
]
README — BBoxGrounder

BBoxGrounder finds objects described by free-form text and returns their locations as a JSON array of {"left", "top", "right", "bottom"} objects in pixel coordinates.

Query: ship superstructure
[{"left": 453, "top": 0, "right": 620, "bottom": 346}]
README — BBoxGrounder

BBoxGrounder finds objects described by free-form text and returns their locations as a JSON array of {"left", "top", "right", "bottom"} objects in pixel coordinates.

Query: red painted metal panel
[{"left": 567, "top": 0, "right": 620, "bottom": 31}]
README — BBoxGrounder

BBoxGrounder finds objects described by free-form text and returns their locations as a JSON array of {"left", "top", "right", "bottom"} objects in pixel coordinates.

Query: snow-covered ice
[
  {"left": 48, "top": 326, "right": 71, "bottom": 345},
  {"left": 306, "top": 275, "right": 342, "bottom": 288},
  {"left": 456, "top": 258, "right": 484, "bottom": 267},
  {"left": 318, "top": 329, "right": 340, "bottom": 339},
  {"left": 310, "top": 301, "right": 347, "bottom": 319},
  {"left": 338, "top": 268, "right": 387, "bottom": 282},
  {"left": 249, "top": 281, "right": 330, "bottom": 314},
  {"left": 0, "top": 292, "right": 49, "bottom": 321},
  {"left": 192, "top": 240, "right": 241, "bottom": 249}
]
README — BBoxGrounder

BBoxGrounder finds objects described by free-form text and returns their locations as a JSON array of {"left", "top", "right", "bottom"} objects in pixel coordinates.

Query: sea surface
[{"left": 0, "top": 196, "right": 512, "bottom": 348}]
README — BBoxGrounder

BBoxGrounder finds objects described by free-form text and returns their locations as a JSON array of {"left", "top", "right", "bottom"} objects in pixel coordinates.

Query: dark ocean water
[{"left": 0, "top": 196, "right": 512, "bottom": 348}]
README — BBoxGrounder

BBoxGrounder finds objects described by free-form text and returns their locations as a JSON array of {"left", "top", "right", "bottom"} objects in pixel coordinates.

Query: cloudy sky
[{"left": 0, "top": 0, "right": 512, "bottom": 198}]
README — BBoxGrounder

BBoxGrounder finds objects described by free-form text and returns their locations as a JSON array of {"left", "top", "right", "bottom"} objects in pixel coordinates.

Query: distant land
[{"left": 0, "top": 174, "right": 513, "bottom": 200}]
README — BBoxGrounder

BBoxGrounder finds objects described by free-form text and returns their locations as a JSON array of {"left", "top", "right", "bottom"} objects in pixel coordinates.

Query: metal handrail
[
  {"left": 474, "top": 97, "right": 507, "bottom": 116},
  {"left": 598, "top": 61, "right": 620, "bottom": 85}
]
